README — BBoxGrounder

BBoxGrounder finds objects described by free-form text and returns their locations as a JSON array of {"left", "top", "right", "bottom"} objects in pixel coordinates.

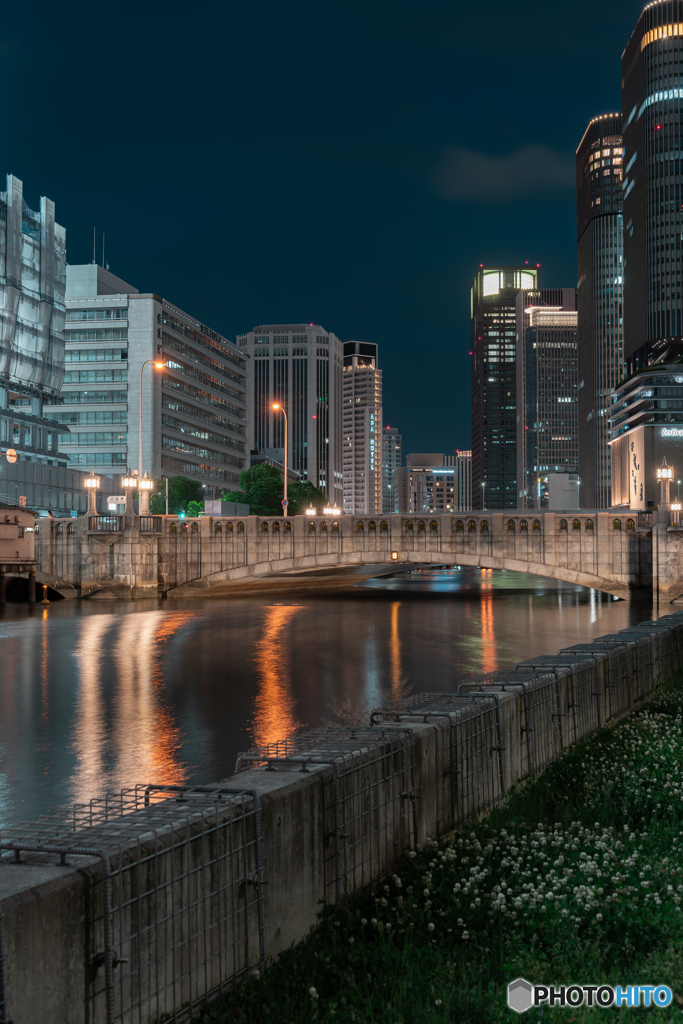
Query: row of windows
[
  {"left": 65, "top": 329, "right": 128, "bottom": 342},
  {"left": 64, "top": 348, "right": 127, "bottom": 363},
  {"left": 63, "top": 369, "right": 127, "bottom": 383},
  {"left": 65, "top": 308, "right": 127, "bottom": 321},
  {"left": 52, "top": 410, "right": 127, "bottom": 425},
  {"left": 61, "top": 390, "right": 127, "bottom": 405},
  {"left": 162, "top": 333, "right": 245, "bottom": 387},
  {"left": 161, "top": 434, "right": 242, "bottom": 467},
  {"left": 59, "top": 431, "right": 127, "bottom": 446},
  {"left": 160, "top": 413, "right": 244, "bottom": 451}
]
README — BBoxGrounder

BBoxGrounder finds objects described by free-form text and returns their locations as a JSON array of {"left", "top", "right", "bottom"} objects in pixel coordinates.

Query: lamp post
[
  {"left": 481, "top": 482, "right": 486, "bottom": 511},
  {"left": 139, "top": 359, "right": 164, "bottom": 476},
  {"left": 84, "top": 472, "right": 101, "bottom": 515},
  {"left": 678, "top": 479, "right": 681, "bottom": 501},
  {"left": 577, "top": 477, "right": 581, "bottom": 510},
  {"left": 121, "top": 471, "right": 137, "bottom": 513},
  {"left": 138, "top": 470, "right": 154, "bottom": 515},
  {"left": 272, "top": 403, "right": 288, "bottom": 516},
  {"left": 657, "top": 457, "right": 674, "bottom": 510}
]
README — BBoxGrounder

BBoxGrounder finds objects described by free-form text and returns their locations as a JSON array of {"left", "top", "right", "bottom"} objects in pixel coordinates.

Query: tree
[
  {"left": 222, "top": 463, "right": 283, "bottom": 516},
  {"left": 288, "top": 480, "right": 327, "bottom": 515},
  {"left": 186, "top": 500, "right": 204, "bottom": 517},
  {"left": 150, "top": 476, "right": 203, "bottom": 515}
]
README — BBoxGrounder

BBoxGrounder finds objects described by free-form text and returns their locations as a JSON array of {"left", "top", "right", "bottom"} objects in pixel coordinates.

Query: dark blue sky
[{"left": 6, "top": 0, "right": 642, "bottom": 455}]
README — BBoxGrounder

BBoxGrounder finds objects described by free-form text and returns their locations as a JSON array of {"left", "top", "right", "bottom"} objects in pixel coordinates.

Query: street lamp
[
  {"left": 677, "top": 479, "right": 681, "bottom": 501},
  {"left": 481, "top": 482, "right": 486, "bottom": 511},
  {"left": 657, "top": 457, "right": 674, "bottom": 509},
  {"left": 121, "top": 471, "right": 137, "bottom": 513},
  {"left": 139, "top": 359, "right": 164, "bottom": 477},
  {"left": 138, "top": 470, "right": 154, "bottom": 515},
  {"left": 305, "top": 505, "right": 317, "bottom": 516},
  {"left": 272, "top": 403, "right": 288, "bottom": 516},
  {"left": 323, "top": 504, "right": 341, "bottom": 515},
  {"left": 84, "top": 472, "right": 101, "bottom": 515},
  {"left": 577, "top": 477, "right": 581, "bottom": 510}
]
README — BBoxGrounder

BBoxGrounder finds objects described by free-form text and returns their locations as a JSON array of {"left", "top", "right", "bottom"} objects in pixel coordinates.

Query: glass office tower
[
  {"left": 576, "top": 114, "right": 624, "bottom": 508},
  {"left": 471, "top": 265, "right": 538, "bottom": 509},
  {"left": 622, "top": 0, "right": 683, "bottom": 370}
]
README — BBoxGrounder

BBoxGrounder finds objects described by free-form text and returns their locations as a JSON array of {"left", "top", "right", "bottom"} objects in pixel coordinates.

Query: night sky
[{"left": 6, "top": 0, "right": 643, "bottom": 455}]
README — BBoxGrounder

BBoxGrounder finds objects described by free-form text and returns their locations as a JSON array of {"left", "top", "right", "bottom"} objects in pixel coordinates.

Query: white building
[
  {"left": 397, "top": 452, "right": 471, "bottom": 513},
  {"left": 44, "top": 265, "right": 247, "bottom": 486},
  {"left": 238, "top": 323, "right": 343, "bottom": 504},
  {"left": 342, "top": 342, "right": 382, "bottom": 514},
  {"left": 382, "top": 426, "right": 402, "bottom": 514}
]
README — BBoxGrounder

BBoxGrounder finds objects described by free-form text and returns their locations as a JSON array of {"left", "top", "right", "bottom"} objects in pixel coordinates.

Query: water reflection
[
  {"left": 252, "top": 605, "right": 304, "bottom": 747},
  {"left": 390, "top": 602, "right": 402, "bottom": 693},
  {"left": 481, "top": 594, "right": 497, "bottom": 675}
]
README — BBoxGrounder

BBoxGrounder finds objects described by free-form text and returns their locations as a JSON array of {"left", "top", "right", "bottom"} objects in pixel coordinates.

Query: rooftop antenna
[
  {"left": 102, "top": 232, "right": 105, "bottom": 269},
  {"left": 92, "top": 226, "right": 96, "bottom": 265}
]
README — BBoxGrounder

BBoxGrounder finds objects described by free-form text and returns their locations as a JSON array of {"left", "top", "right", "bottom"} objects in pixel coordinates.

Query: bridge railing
[{"left": 88, "top": 515, "right": 122, "bottom": 532}]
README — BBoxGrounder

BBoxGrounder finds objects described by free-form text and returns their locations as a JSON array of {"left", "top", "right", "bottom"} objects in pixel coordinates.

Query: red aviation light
[{"left": 656, "top": 125, "right": 663, "bottom": 130}]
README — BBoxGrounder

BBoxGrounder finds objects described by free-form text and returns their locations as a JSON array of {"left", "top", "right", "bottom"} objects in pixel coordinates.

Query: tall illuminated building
[
  {"left": 576, "top": 114, "right": 624, "bottom": 508},
  {"left": 471, "top": 265, "right": 538, "bottom": 509},
  {"left": 342, "top": 342, "right": 382, "bottom": 514},
  {"left": 622, "top": 1, "right": 683, "bottom": 371},
  {"left": 515, "top": 289, "right": 579, "bottom": 508},
  {"left": 381, "top": 425, "right": 402, "bottom": 513},
  {"left": 239, "top": 324, "right": 343, "bottom": 503}
]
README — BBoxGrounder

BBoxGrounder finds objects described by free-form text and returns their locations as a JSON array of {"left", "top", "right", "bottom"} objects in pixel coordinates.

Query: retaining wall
[{"left": 2, "top": 613, "right": 683, "bottom": 1024}]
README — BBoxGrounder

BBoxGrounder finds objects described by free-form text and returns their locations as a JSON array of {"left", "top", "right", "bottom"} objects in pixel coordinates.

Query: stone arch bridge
[{"left": 32, "top": 509, "right": 683, "bottom": 602}]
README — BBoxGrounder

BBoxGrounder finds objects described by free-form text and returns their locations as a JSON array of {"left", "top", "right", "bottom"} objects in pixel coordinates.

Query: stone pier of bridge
[{"left": 31, "top": 509, "right": 683, "bottom": 603}]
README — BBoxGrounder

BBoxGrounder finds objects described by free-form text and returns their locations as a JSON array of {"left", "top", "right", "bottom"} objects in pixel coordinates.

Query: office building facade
[
  {"left": 455, "top": 449, "right": 472, "bottom": 511},
  {"left": 471, "top": 265, "right": 539, "bottom": 509},
  {"left": 45, "top": 265, "right": 247, "bottom": 484},
  {"left": 622, "top": 0, "right": 683, "bottom": 370},
  {"left": 342, "top": 342, "right": 382, "bottom": 513},
  {"left": 516, "top": 289, "right": 579, "bottom": 509},
  {"left": 0, "top": 174, "right": 69, "bottom": 471},
  {"left": 239, "top": 323, "right": 343, "bottom": 504},
  {"left": 576, "top": 114, "right": 624, "bottom": 508},
  {"left": 381, "top": 426, "right": 402, "bottom": 513},
  {"left": 398, "top": 454, "right": 456, "bottom": 513}
]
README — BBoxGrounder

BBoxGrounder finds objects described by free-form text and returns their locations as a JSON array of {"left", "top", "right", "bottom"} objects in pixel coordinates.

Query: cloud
[{"left": 433, "top": 144, "right": 575, "bottom": 203}]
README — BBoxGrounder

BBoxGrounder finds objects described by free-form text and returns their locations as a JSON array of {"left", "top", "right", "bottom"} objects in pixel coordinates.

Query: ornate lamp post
[
  {"left": 84, "top": 472, "right": 101, "bottom": 515},
  {"left": 138, "top": 471, "right": 154, "bottom": 515},
  {"left": 121, "top": 471, "right": 137, "bottom": 514},
  {"left": 657, "top": 457, "right": 674, "bottom": 510},
  {"left": 323, "top": 504, "right": 341, "bottom": 515}
]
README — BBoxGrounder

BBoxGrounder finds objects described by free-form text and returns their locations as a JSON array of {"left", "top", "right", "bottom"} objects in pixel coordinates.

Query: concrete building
[
  {"left": 455, "top": 449, "right": 472, "bottom": 510},
  {"left": 238, "top": 323, "right": 343, "bottom": 505},
  {"left": 516, "top": 289, "right": 578, "bottom": 509},
  {"left": 398, "top": 454, "right": 457, "bottom": 513},
  {"left": 576, "top": 114, "right": 624, "bottom": 508},
  {"left": 342, "top": 341, "right": 382, "bottom": 514},
  {"left": 45, "top": 265, "right": 247, "bottom": 487},
  {"left": 0, "top": 174, "right": 69, "bottom": 472},
  {"left": 381, "top": 426, "right": 402, "bottom": 513},
  {"left": 471, "top": 265, "right": 539, "bottom": 509}
]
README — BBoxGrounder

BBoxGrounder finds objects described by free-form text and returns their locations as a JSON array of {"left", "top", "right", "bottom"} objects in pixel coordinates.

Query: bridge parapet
[{"left": 30, "top": 509, "right": 683, "bottom": 602}]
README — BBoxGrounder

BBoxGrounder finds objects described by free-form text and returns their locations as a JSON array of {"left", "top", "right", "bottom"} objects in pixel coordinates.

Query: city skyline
[{"left": 3, "top": 0, "right": 647, "bottom": 458}]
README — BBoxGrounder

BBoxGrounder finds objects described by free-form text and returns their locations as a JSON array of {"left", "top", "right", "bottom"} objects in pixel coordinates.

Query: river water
[{"left": 0, "top": 568, "right": 651, "bottom": 827}]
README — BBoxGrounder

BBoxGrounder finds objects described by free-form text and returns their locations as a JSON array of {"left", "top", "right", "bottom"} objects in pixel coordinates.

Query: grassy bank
[{"left": 196, "top": 681, "right": 683, "bottom": 1023}]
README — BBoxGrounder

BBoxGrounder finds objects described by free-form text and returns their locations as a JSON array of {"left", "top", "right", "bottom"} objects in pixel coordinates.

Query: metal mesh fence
[
  {"left": 629, "top": 622, "right": 675, "bottom": 679},
  {"left": 597, "top": 632, "right": 655, "bottom": 701},
  {"left": 371, "top": 692, "right": 505, "bottom": 827},
  {"left": 654, "top": 615, "right": 683, "bottom": 672},
  {"left": 235, "top": 727, "right": 417, "bottom": 903},
  {"left": 560, "top": 642, "right": 631, "bottom": 720},
  {"left": 1, "top": 785, "right": 264, "bottom": 1024},
  {"left": 516, "top": 656, "right": 601, "bottom": 743}
]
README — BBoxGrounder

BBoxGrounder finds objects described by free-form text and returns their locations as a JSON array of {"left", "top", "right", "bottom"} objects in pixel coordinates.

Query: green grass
[{"left": 194, "top": 681, "right": 683, "bottom": 1023}]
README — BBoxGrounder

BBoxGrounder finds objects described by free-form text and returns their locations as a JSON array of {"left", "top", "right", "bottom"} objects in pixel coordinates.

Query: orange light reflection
[
  {"left": 481, "top": 593, "right": 497, "bottom": 675},
  {"left": 390, "top": 601, "right": 402, "bottom": 694},
  {"left": 252, "top": 605, "right": 303, "bottom": 747}
]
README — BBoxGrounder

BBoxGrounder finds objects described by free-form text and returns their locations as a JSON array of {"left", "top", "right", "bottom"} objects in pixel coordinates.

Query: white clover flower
[
  {"left": 361, "top": 918, "right": 367, "bottom": 925},
  {"left": 252, "top": 969, "right": 261, "bottom": 980},
  {"left": 309, "top": 987, "right": 318, "bottom": 999},
  {"left": 428, "top": 922, "right": 435, "bottom": 931}
]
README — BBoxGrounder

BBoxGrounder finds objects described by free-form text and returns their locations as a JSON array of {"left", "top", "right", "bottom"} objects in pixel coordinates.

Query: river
[{"left": 0, "top": 567, "right": 651, "bottom": 827}]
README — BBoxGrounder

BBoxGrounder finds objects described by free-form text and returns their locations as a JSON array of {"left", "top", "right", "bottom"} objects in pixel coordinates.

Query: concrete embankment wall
[{"left": 2, "top": 613, "right": 683, "bottom": 1024}]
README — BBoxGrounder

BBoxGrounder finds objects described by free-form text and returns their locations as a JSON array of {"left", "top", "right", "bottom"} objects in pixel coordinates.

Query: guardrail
[{"left": 88, "top": 516, "right": 122, "bottom": 532}]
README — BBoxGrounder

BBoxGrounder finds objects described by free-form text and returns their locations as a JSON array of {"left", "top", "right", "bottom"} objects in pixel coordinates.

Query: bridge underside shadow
[{"left": 164, "top": 551, "right": 640, "bottom": 600}]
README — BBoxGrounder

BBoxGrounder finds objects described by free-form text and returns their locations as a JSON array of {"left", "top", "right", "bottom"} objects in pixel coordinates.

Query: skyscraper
[
  {"left": 455, "top": 450, "right": 472, "bottom": 511},
  {"left": 239, "top": 324, "right": 343, "bottom": 504},
  {"left": 576, "top": 114, "right": 624, "bottom": 508},
  {"left": 471, "top": 265, "right": 538, "bottom": 509},
  {"left": 381, "top": 426, "right": 402, "bottom": 514},
  {"left": 0, "top": 174, "right": 68, "bottom": 469},
  {"left": 342, "top": 342, "right": 382, "bottom": 514},
  {"left": 622, "top": 1, "right": 683, "bottom": 370},
  {"left": 515, "top": 289, "right": 579, "bottom": 508}
]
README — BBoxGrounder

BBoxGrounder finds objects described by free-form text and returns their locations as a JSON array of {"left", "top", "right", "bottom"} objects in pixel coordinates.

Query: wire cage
[
  {"left": 235, "top": 726, "right": 417, "bottom": 904},
  {"left": 0, "top": 785, "right": 265, "bottom": 1024},
  {"left": 516, "top": 656, "right": 602, "bottom": 744}
]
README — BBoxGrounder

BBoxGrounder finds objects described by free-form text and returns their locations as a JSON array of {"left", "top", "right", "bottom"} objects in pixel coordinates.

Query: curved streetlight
[
  {"left": 139, "top": 359, "right": 164, "bottom": 477},
  {"left": 272, "top": 403, "right": 288, "bottom": 516},
  {"left": 481, "top": 481, "right": 486, "bottom": 511}
]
